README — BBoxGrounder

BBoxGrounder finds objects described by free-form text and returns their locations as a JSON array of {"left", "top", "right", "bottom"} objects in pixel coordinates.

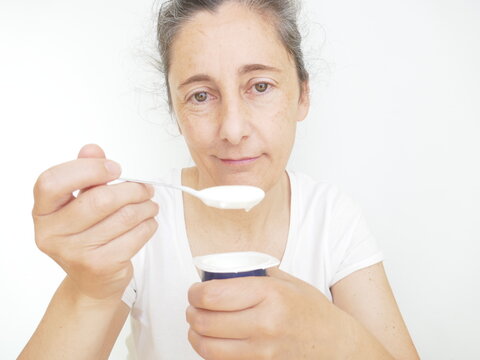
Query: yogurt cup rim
[{"left": 193, "top": 251, "right": 280, "bottom": 273}]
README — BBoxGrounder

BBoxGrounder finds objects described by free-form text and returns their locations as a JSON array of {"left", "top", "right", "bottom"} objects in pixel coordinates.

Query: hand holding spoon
[{"left": 120, "top": 177, "right": 265, "bottom": 211}]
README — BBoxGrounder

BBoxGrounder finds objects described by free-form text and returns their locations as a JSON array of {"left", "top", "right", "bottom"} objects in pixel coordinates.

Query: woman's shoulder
[
  {"left": 287, "top": 170, "right": 362, "bottom": 215},
  {"left": 288, "top": 170, "right": 342, "bottom": 199}
]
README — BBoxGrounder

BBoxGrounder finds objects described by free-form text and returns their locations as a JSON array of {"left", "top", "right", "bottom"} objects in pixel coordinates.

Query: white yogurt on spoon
[
  {"left": 195, "top": 185, "right": 265, "bottom": 211},
  {"left": 120, "top": 177, "right": 265, "bottom": 211}
]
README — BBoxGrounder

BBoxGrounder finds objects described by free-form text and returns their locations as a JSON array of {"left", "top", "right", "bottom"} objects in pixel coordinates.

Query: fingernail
[{"left": 104, "top": 160, "right": 122, "bottom": 176}]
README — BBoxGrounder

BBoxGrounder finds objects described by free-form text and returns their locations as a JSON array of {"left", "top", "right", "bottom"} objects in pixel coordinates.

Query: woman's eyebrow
[
  {"left": 238, "top": 63, "right": 281, "bottom": 75},
  {"left": 177, "top": 64, "right": 281, "bottom": 90},
  {"left": 178, "top": 74, "right": 212, "bottom": 90}
]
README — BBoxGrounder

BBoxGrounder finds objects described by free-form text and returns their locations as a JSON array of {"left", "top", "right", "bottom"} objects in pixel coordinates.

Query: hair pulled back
[{"left": 156, "top": 0, "right": 308, "bottom": 111}]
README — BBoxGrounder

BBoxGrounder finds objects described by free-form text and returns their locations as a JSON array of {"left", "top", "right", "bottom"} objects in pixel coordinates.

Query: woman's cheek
[
  {"left": 268, "top": 100, "right": 298, "bottom": 156},
  {"left": 178, "top": 102, "right": 215, "bottom": 127},
  {"left": 263, "top": 96, "right": 295, "bottom": 129},
  {"left": 181, "top": 114, "right": 219, "bottom": 147},
  {"left": 250, "top": 88, "right": 292, "bottom": 118}
]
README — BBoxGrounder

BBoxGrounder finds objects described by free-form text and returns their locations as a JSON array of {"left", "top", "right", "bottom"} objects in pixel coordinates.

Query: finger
[
  {"left": 33, "top": 158, "right": 122, "bottom": 216},
  {"left": 44, "top": 216, "right": 158, "bottom": 274},
  {"left": 188, "top": 328, "right": 268, "bottom": 360},
  {"left": 37, "top": 181, "right": 155, "bottom": 235},
  {"left": 74, "top": 199, "right": 159, "bottom": 247},
  {"left": 94, "top": 217, "right": 159, "bottom": 264},
  {"left": 186, "top": 306, "right": 259, "bottom": 340},
  {"left": 188, "top": 277, "right": 269, "bottom": 311}
]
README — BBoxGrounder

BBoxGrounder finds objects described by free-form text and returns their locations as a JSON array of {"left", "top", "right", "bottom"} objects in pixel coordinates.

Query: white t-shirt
[{"left": 121, "top": 169, "right": 384, "bottom": 360}]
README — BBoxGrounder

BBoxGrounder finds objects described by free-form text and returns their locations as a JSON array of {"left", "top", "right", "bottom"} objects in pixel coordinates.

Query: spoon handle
[{"left": 119, "top": 177, "right": 200, "bottom": 197}]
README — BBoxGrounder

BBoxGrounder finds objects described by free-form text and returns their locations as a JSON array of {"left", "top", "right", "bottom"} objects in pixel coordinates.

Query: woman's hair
[{"left": 156, "top": 0, "right": 309, "bottom": 111}]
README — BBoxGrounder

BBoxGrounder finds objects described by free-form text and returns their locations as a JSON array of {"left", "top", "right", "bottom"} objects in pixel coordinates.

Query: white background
[{"left": 1, "top": 0, "right": 479, "bottom": 359}]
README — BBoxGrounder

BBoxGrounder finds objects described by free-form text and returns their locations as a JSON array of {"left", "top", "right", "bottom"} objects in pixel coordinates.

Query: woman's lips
[{"left": 218, "top": 155, "right": 261, "bottom": 166}]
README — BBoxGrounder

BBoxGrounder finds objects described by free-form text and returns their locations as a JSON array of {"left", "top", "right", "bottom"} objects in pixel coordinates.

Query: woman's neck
[{"left": 181, "top": 167, "right": 291, "bottom": 255}]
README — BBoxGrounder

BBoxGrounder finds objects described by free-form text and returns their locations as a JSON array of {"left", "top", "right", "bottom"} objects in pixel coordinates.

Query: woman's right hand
[{"left": 32, "top": 144, "right": 159, "bottom": 302}]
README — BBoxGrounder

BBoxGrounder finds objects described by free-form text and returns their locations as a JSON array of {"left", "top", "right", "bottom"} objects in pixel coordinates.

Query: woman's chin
[{"left": 214, "top": 174, "right": 263, "bottom": 188}]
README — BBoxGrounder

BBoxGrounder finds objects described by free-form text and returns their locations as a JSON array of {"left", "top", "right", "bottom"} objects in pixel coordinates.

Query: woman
[{"left": 19, "top": 0, "right": 419, "bottom": 359}]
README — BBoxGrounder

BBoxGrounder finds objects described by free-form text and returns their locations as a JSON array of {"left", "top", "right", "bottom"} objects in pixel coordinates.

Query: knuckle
[
  {"left": 151, "top": 217, "right": 159, "bottom": 229},
  {"left": 199, "top": 293, "right": 215, "bottom": 309},
  {"left": 188, "top": 330, "right": 222, "bottom": 360},
  {"left": 259, "top": 315, "right": 281, "bottom": 338},
  {"left": 34, "top": 233, "right": 49, "bottom": 253},
  {"left": 191, "top": 312, "right": 209, "bottom": 334},
  {"left": 35, "top": 168, "right": 57, "bottom": 197},
  {"left": 198, "top": 282, "right": 223, "bottom": 309},
  {"left": 139, "top": 218, "right": 159, "bottom": 237},
  {"left": 125, "top": 182, "right": 153, "bottom": 201},
  {"left": 141, "top": 183, "right": 155, "bottom": 199},
  {"left": 207, "top": 348, "right": 224, "bottom": 360},
  {"left": 149, "top": 200, "right": 160, "bottom": 216},
  {"left": 38, "top": 235, "right": 70, "bottom": 266},
  {"left": 145, "top": 184, "right": 155, "bottom": 198},
  {"left": 34, "top": 229, "right": 60, "bottom": 258},
  {"left": 185, "top": 306, "right": 193, "bottom": 323},
  {"left": 90, "top": 187, "right": 114, "bottom": 214},
  {"left": 188, "top": 328, "right": 204, "bottom": 355},
  {"left": 187, "top": 328, "right": 196, "bottom": 346},
  {"left": 191, "top": 336, "right": 213, "bottom": 360},
  {"left": 117, "top": 205, "right": 137, "bottom": 226}
]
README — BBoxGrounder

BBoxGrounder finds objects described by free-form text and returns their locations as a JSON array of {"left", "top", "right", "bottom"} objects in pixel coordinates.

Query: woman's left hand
[{"left": 186, "top": 268, "right": 355, "bottom": 360}]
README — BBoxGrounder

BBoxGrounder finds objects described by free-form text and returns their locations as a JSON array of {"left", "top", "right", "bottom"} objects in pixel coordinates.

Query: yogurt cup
[{"left": 193, "top": 251, "right": 280, "bottom": 281}]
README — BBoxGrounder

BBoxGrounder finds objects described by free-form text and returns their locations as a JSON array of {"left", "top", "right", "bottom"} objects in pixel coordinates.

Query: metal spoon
[{"left": 120, "top": 177, "right": 265, "bottom": 211}]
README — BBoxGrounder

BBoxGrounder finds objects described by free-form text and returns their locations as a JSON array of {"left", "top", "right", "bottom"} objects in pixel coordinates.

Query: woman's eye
[
  {"left": 254, "top": 82, "right": 269, "bottom": 93},
  {"left": 193, "top": 91, "right": 208, "bottom": 102}
]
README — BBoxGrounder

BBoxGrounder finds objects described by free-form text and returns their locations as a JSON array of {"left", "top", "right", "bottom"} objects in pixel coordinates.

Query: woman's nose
[{"left": 218, "top": 96, "right": 251, "bottom": 145}]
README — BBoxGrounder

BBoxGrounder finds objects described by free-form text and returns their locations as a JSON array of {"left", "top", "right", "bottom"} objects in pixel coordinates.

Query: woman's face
[{"left": 168, "top": 2, "right": 309, "bottom": 190}]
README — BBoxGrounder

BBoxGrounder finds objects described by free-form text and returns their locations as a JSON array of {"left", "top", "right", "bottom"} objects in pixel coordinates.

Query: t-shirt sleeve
[
  {"left": 120, "top": 228, "right": 149, "bottom": 308},
  {"left": 328, "top": 188, "right": 384, "bottom": 287},
  {"left": 121, "top": 277, "right": 136, "bottom": 308}
]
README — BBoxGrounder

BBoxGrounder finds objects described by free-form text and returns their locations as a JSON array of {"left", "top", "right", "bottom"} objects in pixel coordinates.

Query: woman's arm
[
  {"left": 19, "top": 144, "right": 157, "bottom": 359},
  {"left": 186, "top": 266, "right": 415, "bottom": 359},
  {"left": 18, "top": 276, "right": 130, "bottom": 360},
  {"left": 331, "top": 262, "right": 420, "bottom": 359}
]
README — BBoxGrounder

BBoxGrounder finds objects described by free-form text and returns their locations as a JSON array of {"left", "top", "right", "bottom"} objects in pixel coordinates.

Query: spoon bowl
[
  {"left": 196, "top": 185, "right": 265, "bottom": 210},
  {"left": 119, "top": 177, "right": 264, "bottom": 211}
]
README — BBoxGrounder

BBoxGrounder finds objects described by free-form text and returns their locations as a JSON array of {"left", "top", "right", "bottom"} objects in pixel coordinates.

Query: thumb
[
  {"left": 267, "top": 267, "right": 324, "bottom": 296},
  {"left": 77, "top": 143, "right": 106, "bottom": 159},
  {"left": 76, "top": 144, "right": 108, "bottom": 196},
  {"left": 267, "top": 266, "right": 296, "bottom": 281}
]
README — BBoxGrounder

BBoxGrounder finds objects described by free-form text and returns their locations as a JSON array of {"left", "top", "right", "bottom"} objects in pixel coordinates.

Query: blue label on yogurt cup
[
  {"left": 201, "top": 268, "right": 267, "bottom": 281},
  {"left": 193, "top": 251, "right": 280, "bottom": 282}
]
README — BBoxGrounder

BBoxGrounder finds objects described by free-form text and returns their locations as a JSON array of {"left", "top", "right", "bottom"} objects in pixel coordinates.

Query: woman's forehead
[{"left": 168, "top": 3, "right": 294, "bottom": 81}]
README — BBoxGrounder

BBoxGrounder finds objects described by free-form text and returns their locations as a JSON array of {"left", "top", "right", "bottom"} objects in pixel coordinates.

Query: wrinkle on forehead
[{"left": 168, "top": 2, "right": 294, "bottom": 82}]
